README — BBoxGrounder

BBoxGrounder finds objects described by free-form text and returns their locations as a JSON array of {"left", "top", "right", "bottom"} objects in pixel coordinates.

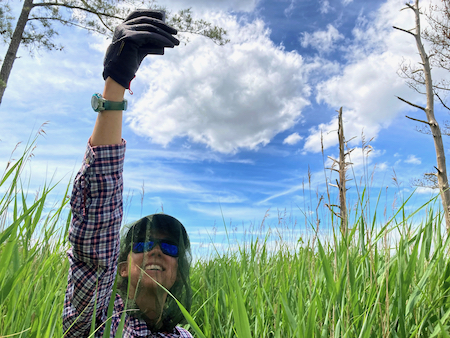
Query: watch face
[
  {"left": 91, "top": 93, "right": 105, "bottom": 112},
  {"left": 91, "top": 95, "right": 99, "bottom": 110}
]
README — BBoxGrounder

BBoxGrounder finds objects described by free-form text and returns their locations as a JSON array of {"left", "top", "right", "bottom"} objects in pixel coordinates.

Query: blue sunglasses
[{"left": 132, "top": 239, "right": 179, "bottom": 257}]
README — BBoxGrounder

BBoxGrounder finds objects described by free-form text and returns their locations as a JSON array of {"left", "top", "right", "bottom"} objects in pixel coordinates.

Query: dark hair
[{"left": 117, "top": 213, "right": 192, "bottom": 331}]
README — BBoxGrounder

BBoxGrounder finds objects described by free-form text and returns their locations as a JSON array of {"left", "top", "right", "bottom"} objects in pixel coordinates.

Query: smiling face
[
  {"left": 117, "top": 214, "right": 191, "bottom": 329},
  {"left": 119, "top": 234, "right": 179, "bottom": 297}
]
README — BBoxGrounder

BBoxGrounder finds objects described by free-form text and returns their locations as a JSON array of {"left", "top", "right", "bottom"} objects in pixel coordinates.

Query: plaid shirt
[{"left": 63, "top": 140, "right": 193, "bottom": 338}]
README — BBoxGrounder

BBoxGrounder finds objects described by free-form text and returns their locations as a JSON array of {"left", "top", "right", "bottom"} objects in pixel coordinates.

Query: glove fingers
[
  {"left": 125, "top": 16, "right": 178, "bottom": 35},
  {"left": 124, "top": 9, "right": 164, "bottom": 22},
  {"left": 130, "top": 31, "right": 178, "bottom": 48},
  {"left": 103, "top": 9, "right": 179, "bottom": 88},
  {"left": 126, "top": 24, "right": 180, "bottom": 46},
  {"left": 139, "top": 46, "right": 165, "bottom": 55}
]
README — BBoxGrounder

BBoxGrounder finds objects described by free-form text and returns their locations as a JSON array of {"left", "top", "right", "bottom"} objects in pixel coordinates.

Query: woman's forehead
[{"left": 132, "top": 226, "right": 174, "bottom": 241}]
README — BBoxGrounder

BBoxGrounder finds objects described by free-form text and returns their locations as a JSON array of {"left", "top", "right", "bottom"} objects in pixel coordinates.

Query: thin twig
[
  {"left": 406, "top": 115, "right": 430, "bottom": 125},
  {"left": 397, "top": 96, "right": 427, "bottom": 111},
  {"left": 436, "top": 91, "right": 450, "bottom": 111},
  {"left": 32, "top": 2, "right": 123, "bottom": 20},
  {"left": 393, "top": 26, "right": 416, "bottom": 37},
  {"left": 27, "top": 17, "right": 106, "bottom": 33},
  {"left": 325, "top": 204, "right": 342, "bottom": 219}
]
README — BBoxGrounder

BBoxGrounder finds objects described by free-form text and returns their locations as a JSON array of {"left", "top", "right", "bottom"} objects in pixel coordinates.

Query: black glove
[{"left": 103, "top": 10, "right": 180, "bottom": 89}]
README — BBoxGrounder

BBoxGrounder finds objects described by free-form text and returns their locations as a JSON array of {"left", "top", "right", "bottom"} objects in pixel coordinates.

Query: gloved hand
[{"left": 103, "top": 10, "right": 180, "bottom": 89}]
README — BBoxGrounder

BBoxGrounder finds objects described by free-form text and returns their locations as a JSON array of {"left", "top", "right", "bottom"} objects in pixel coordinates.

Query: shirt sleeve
[
  {"left": 176, "top": 327, "right": 194, "bottom": 338},
  {"left": 63, "top": 139, "right": 126, "bottom": 337}
]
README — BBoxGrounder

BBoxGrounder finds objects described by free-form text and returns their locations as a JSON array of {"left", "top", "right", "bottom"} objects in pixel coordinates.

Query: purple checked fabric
[{"left": 63, "top": 140, "right": 193, "bottom": 338}]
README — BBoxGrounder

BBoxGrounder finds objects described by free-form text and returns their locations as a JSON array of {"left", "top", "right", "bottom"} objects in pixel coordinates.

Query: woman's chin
[
  {"left": 137, "top": 275, "right": 166, "bottom": 293},
  {"left": 143, "top": 308, "right": 162, "bottom": 321}
]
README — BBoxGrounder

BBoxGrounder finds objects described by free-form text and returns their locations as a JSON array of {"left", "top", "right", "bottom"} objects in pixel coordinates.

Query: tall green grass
[
  {"left": 1, "top": 140, "right": 450, "bottom": 337},
  {"left": 0, "top": 139, "right": 71, "bottom": 337},
  {"left": 189, "top": 209, "right": 450, "bottom": 337}
]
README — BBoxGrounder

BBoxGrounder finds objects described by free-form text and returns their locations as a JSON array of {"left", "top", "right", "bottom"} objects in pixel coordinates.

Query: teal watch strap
[
  {"left": 104, "top": 99, "right": 128, "bottom": 111},
  {"left": 92, "top": 93, "right": 127, "bottom": 112}
]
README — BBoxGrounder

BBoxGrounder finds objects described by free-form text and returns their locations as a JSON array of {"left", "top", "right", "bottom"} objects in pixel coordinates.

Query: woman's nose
[{"left": 146, "top": 243, "right": 163, "bottom": 257}]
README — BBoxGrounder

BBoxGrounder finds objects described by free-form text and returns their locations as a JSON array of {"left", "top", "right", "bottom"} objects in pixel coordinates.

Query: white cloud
[
  {"left": 285, "top": 0, "right": 296, "bottom": 17},
  {"left": 324, "top": 146, "right": 384, "bottom": 174},
  {"left": 127, "top": 14, "right": 310, "bottom": 154},
  {"left": 301, "top": 24, "right": 344, "bottom": 54},
  {"left": 304, "top": 52, "right": 407, "bottom": 152},
  {"left": 377, "top": 162, "right": 388, "bottom": 171},
  {"left": 303, "top": 115, "right": 351, "bottom": 153},
  {"left": 256, "top": 184, "right": 304, "bottom": 205},
  {"left": 405, "top": 155, "right": 421, "bottom": 165},
  {"left": 319, "top": 0, "right": 332, "bottom": 14},
  {"left": 303, "top": 0, "right": 440, "bottom": 153},
  {"left": 3, "top": 41, "right": 102, "bottom": 104},
  {"left": 163, "top": 0, "right": 260, "bottom": 13},
  {"left": 283, "top": 132, "right": 303, "bottom": 145},
  {"left": 415, "top": 186, "right": 439, "bottom": 194},
  {"left": 188, "top": 203, "right": 277, "bottom": 221}
]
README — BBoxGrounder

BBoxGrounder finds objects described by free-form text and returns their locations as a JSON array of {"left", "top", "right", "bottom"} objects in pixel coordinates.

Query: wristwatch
[{"left": 91, "top": 93, "right": 128, "bottom": 112}]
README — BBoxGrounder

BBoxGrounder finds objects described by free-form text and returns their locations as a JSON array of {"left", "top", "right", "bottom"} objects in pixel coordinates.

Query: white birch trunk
[{"left": 403, "top": 0, "right": 450, "bottom": 232}]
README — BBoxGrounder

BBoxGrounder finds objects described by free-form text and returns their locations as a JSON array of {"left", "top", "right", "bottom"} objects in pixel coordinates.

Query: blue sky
[{"left": 0, "top": 0, "right": 448, "bottom": 255}]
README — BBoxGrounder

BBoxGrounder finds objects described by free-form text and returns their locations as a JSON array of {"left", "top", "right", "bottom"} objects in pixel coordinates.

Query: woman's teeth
[{"left": 145, "top": 264, "right": 162, "bottom": 271}]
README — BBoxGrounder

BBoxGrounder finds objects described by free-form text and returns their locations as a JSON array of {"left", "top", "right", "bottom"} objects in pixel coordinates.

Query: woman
[{"left": 63, "top": 10, "right": 193, "bottom": 337}]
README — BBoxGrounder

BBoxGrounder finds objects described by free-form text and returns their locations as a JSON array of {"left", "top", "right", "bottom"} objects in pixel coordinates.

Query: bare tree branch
[
  {"left": 393, "top": 25, "right": 416, "bottom": 36},
  {"left": 95, "top": 11, "right": 114, "bottom": 33},
  {"left": 405, "top": 3, "right": 414, "bottom": 11},
  {"left": 325, "top": 204, "right": 342, "bottom": 219},
  {"left": 27, "top": 17, "right": 105, "bottom": 33},
  {"left": 436, "top": 91, "right": 450, "bottom": 111},
  {"left": 405, "top": 115, "right": 431, "bottom": 125},
  {"left": 327, "top": 156, "right": 339, "bottom": 164},
  {"left": 396, "top": 96, "right": 427, "bottom": 111},
  {"left": 32, "top": 2, "right": 123, "bottom": 20}
]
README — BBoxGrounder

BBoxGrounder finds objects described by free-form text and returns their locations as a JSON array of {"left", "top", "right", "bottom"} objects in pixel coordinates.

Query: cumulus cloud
[
  {"left": 415, "top": 186, "right": 439, "bottom": 194},
  {"left": 405, "top": 155, "right": 421, "bottom": 165},
  {"left": 283, "top": 132, "right": 303, "bottom": 145},
  {"left": 304, "top": 52, "right": 408, "bottom": 152},
  {"left": 284, "top": 0, "right": 297, "bottom": 17},
  {"left": 301, "top": 24, "right": 344, "bottom": 54},
  {"left": 163, "top": 0, "right": 260, "bottom": 13},
  {"left": 303, "top": 0, "right": 439, "bottom": 153},
  {"left": 319, "top": 0, "right": 332, "bottom": 14},
  {"left": 128, "top": 14, "right": 310, "bottom": 154}
]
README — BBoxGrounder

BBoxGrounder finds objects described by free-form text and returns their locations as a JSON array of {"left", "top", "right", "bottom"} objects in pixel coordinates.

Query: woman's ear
[{"left": 118, "top": 261, "right": 129, "bottom": 277}]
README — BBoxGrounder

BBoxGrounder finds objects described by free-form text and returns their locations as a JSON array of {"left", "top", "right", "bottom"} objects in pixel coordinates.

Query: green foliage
[
  {"left": 168, "top": 9, "right": 230, "bottom": 46},
  {"left": 2, "top": 139, "right": 450, "bottom": 337},
  {"left": 0, "top": 2, "right": 14, "bottom": 44},
  {"left": 1, "top": 0, "right": 228, "bottom": 54},
  {"left": 189, "top": 200, "right": 450, "bottom": 337},
  {"left": 0, "top": 136, "right": 72, "bottom": 337}
]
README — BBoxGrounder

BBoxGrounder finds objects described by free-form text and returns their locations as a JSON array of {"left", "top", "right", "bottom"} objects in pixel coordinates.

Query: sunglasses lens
[
  {"left": 132, "top": 242, "right": 144, "bottom": 253},
  {"left": 132, "top": 240, "right": 178, "bottom": 257},
  {"left": 161, "top": 241, "right": 179, "bottom": 257},
  {"left": 132, "top": 241, "right": 155, "bottom": 253}
]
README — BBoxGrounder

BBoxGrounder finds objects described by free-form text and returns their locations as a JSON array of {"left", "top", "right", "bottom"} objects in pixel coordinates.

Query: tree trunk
[
  {"left": 0, "top": 0, "right": 34, "bottom": 105},
  {"left": 413, "top": 0, "right": 450, "bottom": 232},
  {"left": 337, "top": 107, "right": 348, "bottom": 236}
]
